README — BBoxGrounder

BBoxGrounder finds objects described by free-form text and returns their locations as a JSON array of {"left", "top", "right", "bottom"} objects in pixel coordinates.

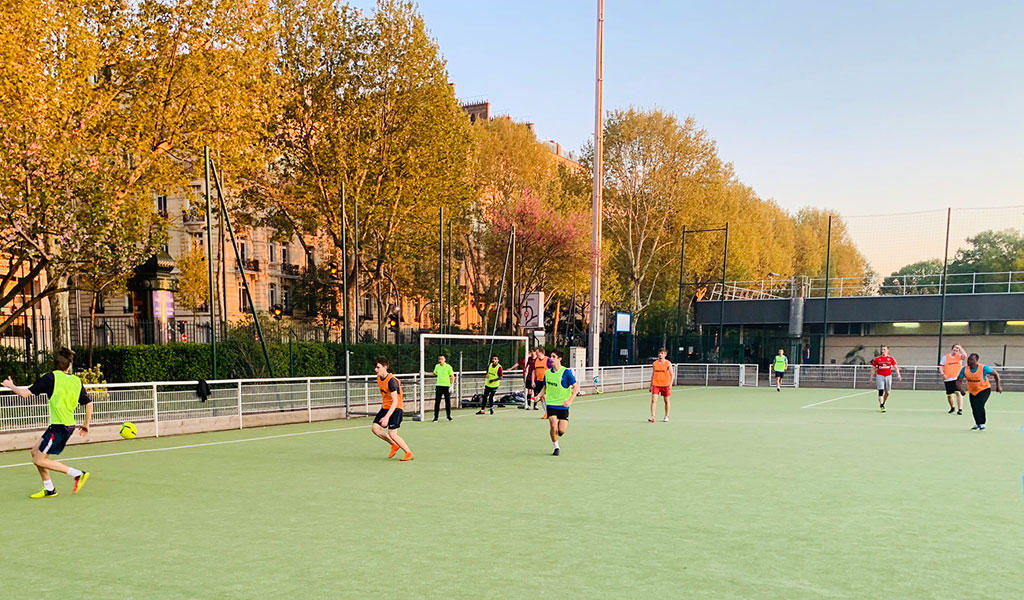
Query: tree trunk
[
  {"left": 88, "top": 292, "right": 98, "bottom": 367},
  {"left": 552, "top": 298, "right": 561, "bottom": 345}
]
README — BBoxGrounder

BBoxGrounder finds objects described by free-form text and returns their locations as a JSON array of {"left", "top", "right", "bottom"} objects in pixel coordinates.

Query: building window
[
  {"left": 363, "top": 296, "right": 373, "bottom": 317},
  {"left": 155, "top": 195, "right": 168, "bottom": 214},
  {"left": 269, "top": 243, "right": 276, "bottom": 264},
  {"left": 239, "top": 286, "right": 249, "bottom": 312},
  {"left": 281, "top": 244, "right": 290, "bottom": 265},
  {"left": 282, "top": 286, "right": 290, "bottom": 310},
  {"left": 269, "top": 283, "right": 277, "bottom": 307},
  {"left": 239, "top": 242, "right": 247, "bottom": 264}
]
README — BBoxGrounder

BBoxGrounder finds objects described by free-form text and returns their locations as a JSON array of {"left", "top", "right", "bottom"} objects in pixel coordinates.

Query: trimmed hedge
[{"left": 74, "top": 340, "right": 539, "bottom": 383}]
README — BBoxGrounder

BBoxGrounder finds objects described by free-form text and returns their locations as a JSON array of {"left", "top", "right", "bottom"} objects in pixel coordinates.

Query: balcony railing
[
  {"left": 281, "top": 263, "right": 301, "bottom": 277},
  {"left": 239, "top": 259, "right": 260, "bottom": 272},
  {"left": 183, "top": 205, "right": 205, "bottom": 224}
]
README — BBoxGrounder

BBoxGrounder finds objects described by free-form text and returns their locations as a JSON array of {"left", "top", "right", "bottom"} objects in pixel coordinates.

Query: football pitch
[{"left": 3, "top": 386, "right": 1024, "bottom": 599}]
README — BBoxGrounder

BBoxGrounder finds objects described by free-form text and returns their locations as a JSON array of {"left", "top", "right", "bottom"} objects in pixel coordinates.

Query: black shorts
[
  {"left": 944, "top": 380, "right": 960, "bottom": 395},
  {"left": 39, "top": 424, "right": 74, "bottom": 455},
  {"left": 774, "top": 370, "right": 785, "bottom": 379},
  {"left": 374, "top": 408, "right": 404, "bottom": 430},
  {"left": 546, "top": 406, "right": 569, "bottom": 420}
]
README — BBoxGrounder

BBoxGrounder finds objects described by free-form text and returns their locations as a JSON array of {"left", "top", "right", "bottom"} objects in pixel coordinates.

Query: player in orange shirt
[
  {"left": 533, "top": 347, "right": 551, "bottom": 417},
  {"left": 957, "top": 353, "right": 1003, "bottom": 431},
  {"left": 938, "top": 344, "right": 966, "bottom": 415},
  {"left": 371, "top": 357, "right": 413, "bottom": 461},
  {"left": 649, "top": 348, "right": 674, "bottom": 422}
]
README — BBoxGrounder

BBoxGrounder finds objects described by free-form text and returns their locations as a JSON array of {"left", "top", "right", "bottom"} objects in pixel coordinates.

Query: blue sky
[{"left": 355, "top": 1, "right": 1023, "bottom": 219}]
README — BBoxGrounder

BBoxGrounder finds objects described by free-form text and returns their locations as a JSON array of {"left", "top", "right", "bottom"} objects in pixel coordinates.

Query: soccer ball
[{"left": 119, "top": 422, "right": 137, "bottom": 440}]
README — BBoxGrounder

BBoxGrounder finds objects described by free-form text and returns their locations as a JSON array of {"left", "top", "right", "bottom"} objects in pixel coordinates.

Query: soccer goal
[{"left": 418, "top": 333, "right": 530, "bottom": 421}]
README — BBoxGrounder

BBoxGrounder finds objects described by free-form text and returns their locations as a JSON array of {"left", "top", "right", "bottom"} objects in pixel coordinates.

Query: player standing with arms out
[
  {"left": 476, "top": 355, "right": 503, "bottom": 415},
  {"left": 535, "top": 349, "right": 579, "bottom": 456},
  {"left": 3, "top": 347, "right": 92, "bottom": 498},
  {"left": 957, "top": 353, "right": 1003, "bottom": 431},
  {"left": 771, "top": 349, "right": 788, "bottom": 392},
  {"left": 871, "top": 345, "right": 901, "bottom": 412},
  {"left": 939, "top": 344, "right": 966, "bottom": 415},
  {"left": 430, "top": 353, "right": 455, "bottom": 422},
  {"left": 649, "top": 348, "right": 673, "bottom": 422},
  {"left": 372, "top": 358, "right": 413, "bottom": 461}
]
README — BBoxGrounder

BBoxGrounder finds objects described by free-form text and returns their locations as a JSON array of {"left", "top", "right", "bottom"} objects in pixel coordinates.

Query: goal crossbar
[{"left": 418, "top": 334, "right": 530, "bottom": 421}]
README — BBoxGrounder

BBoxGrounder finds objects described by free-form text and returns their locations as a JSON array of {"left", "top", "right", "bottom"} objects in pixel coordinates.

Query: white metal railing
[
  {"left": 787, "top": 364, "right": 1024, "bottom": 391},
  {"left": 0, "top": 363, "right": 757, "bottom": 436},
  {"left": 708, "top": 271, "right": 1024, "bottom": 300}
]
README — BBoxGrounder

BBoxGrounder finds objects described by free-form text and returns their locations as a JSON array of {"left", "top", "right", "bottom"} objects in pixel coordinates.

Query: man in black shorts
[
  {"left": 372, "top": 358, "right": 413, "bottom": 461},
  {"left": 535, "top": 349, "right": 579, "bottom": 456},
  {"left": 3, "top": 347, "right": 93, "bottom": 497}
]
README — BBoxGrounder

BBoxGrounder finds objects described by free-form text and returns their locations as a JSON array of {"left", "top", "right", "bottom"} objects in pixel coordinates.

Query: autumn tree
[
  {"left": 175, "top": 241, "right": 211, "bottom": 324},
  {"left": 250, "top": 0, "right": 473, "bottom": 341},
  {"left": 0, "top": 0, "right": 278, "bottom": 349}
]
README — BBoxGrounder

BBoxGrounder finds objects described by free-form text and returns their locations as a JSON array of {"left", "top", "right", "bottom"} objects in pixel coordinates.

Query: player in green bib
[
  {"left": 476, "top": 355, "right": 503, "bottom": 415},
  {"left": 3, "top": 347, "right": 93, "bottom": 498},
  {"left": 771, "top": 349, "right": 788, "bottom": 392},
  {"left": 534, "top": 349, "right": 578, "bottom": 456},
  {"left": 431, "top": 354, "right": 456, "bottom": 421}
]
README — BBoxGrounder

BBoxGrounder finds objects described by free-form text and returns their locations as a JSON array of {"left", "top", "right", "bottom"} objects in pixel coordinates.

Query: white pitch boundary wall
[{"left": 0, "top": 363, "right": 759, "bottom": 452}]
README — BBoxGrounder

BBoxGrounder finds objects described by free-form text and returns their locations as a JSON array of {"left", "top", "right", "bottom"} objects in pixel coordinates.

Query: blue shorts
[
  {"left": 39, "top": 425, "right": 74, "bottom": 455},
  {"left": 546, "top": 406, "right": 570, "bottom": 420}
]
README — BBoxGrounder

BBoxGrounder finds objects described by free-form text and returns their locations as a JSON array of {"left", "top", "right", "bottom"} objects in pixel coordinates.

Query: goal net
[{"left": 418, "top": 334, "right": 530, "bottom": 420}]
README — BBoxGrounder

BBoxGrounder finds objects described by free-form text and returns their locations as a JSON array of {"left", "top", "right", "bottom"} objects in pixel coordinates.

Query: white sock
[
  {"left": 553, "top": 441, "right": 559, "bottom": 449},
  {"left": 67, "top": 467, "right": 83, "bottom": 478},
  {"left": 43, "top": 479, "right": 55, "bottom": 491}
]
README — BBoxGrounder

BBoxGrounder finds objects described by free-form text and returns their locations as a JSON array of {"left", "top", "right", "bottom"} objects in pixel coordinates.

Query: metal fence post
[
  {"left": 237, "top": 381, "right": 243, "bottom": 429},
  {"left": 705, "top": 364, "right": 710, "bottom": 386},
  {"left": 345, "top": 351, "right": 351, "bottom": 419},
  {"left": 912, "top": 367, "right": 917, "bottom": 391},
  {"left": 307, "top": 378, "right": 312, "bottom": 423},
  {"left": 621, "top": 365, "right": 625, "bottom": 391},
  {"left": 364, "top": 381, "right": 369, "bottom": 414},
  {"left": 853, "top": 365, "right": 858, "bottom": 389},
  {"left": 152, "top": 383, "right": 160, "bottom": 438},
  {"left": 459, "top": 352, "right": 464, "bottom": 407}
]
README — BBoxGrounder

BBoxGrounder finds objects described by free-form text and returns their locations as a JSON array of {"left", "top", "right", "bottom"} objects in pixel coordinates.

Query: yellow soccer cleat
[
  {"left": 73, "top": 472, "right": 90, "bottom": 494},
  {"left": 30, "top": 488, "right": 58, "bottom": 499}
]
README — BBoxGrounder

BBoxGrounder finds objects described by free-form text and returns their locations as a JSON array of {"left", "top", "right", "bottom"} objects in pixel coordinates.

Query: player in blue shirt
[{"left": 535, "top": 349, "right": 579, "bottom": 456}]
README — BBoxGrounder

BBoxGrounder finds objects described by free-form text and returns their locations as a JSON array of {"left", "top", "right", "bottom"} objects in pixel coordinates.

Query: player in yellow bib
[
  {"left": 3, "top": 348, "right": 93, "bottom": 498},
  {"left": 535, "top": 349, "right": 579, "bottom": 456},
  {"left": 771, "top": 349, "right": 788, "bottom": 392},
  {"left": 476, "top": 355, "right": 503, "bottom": 415}
]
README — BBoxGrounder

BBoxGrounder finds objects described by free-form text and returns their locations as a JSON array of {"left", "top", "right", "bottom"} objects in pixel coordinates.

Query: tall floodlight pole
[{"left": 588, "top": 0, "right": 604, "bottom": 375}]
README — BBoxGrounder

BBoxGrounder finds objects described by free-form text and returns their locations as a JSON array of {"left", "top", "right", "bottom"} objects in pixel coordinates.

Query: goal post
[{"left": 418, "top": 333, "right": 530, "bottom": 421}]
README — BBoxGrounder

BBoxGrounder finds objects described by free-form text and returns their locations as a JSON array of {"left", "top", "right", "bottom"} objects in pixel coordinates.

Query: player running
[
  {"left": 771, "top": 349, "right": 788, "bottom": 392},
  {"left": 372, "top": 358, "right": 414, "bottom": 461},
  {"left": 939, "top": 344, "right": 966, "bottom": 415},
  {"left": 649, "top": 348, "right": 673, "bottom": 422},
  {"left": 957, "top": 353, "right": 1003, "bottom": 431},
  {"left": 476, "top": 355, "right": 503, "bottom": 415},
  {"left": 3, "top": 347, "right": 92, "bottom": 498},
  {"left": 430, "top": 353, "right": 455, "bottom": 422},
  {"left": 535, "top": 349, "right": 579, "bottom": 456},
  {"left": 871, "top": 345, "right": 901, "bottom": 412}
]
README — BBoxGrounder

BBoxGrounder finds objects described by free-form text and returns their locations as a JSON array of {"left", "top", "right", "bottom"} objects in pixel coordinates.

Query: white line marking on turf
[
  {"left": 0, "top": 389, "right": 638, "bottom": 469},
  {"left": 801, "top": 390, "right": 872, "bottom": 409}
]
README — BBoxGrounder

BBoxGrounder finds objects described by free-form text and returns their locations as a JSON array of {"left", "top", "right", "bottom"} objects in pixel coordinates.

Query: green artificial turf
[{"left": 2, "top": 386, "right": 1023, "bottom": 599}]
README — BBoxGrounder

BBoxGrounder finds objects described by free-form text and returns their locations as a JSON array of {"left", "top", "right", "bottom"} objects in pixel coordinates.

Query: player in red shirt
[{"left": 870, "top": 345, "right": 902, "bottom": 412}]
